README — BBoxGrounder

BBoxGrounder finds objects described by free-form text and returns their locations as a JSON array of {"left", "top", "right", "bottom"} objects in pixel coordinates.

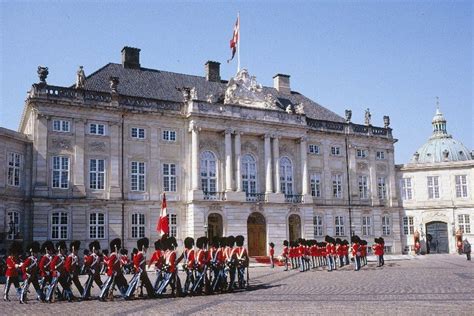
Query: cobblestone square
[{"left": 1, "top": 254, "right": 473, "bottom": 315}]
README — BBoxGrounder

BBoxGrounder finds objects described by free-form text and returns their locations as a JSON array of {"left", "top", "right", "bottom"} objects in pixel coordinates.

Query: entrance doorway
[
  {"left": 426, "top": 221, "right": 449, "bottom": 253},
  {"left": 207, "top": 213, "right": 223, "bottom": 239},
  {"left": 247, "top": 212, "right": 266, "bottom": 256},
  {"left": 288, "top": 214, "right": 301, "bottom": 243}
]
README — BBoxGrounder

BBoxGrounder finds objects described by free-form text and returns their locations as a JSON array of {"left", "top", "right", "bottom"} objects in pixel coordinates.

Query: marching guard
[
  {"left": 125, "top": 237, "right": 155, "bottom": 299},
  {"left": 65, "top": 240, "right": 84, "bottom": 298},
  {"left": 149, "top": 239, "right": 164, "bottom": 292},
  {"left": 3, "top": 241, "right": 22, "bottom": 301},
  {"left": 20, "top": 241, "right": 44, "bottom": 303},
  {"left": 82, "top": 240, "right": 103, "bottom": 300},
  {"left": 99, "top": 238, "right": 128, "bottom": 301},
  {"left": 180, "top": 237, "right": 195, "bottom": 295}
]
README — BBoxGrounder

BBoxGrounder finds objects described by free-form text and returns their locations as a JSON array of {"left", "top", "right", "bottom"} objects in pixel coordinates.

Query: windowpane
[{"left": 51, "top": 212, "right": 68, "bottom": 240}]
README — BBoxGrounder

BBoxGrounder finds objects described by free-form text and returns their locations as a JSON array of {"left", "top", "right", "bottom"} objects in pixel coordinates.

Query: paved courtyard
[{"left": 1, "top": 254, "right": 473, "bottom": 315}]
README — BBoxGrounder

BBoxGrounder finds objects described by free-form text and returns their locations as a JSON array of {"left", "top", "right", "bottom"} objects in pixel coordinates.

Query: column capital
[
  {"left": 224, "top": 128, "right": 234, "bottom": 135},
  {"left": 263, "top": 133, "right": 272, "bottom": 139},
  {"left": 298, "top": 136, "right": 308, "bottom": 143},
  {"left": 234, "top": 130, "right": 244, "bottom": 136},
  {"left": 271, "top": 134, "right": 282, "bottom": 140},
  {"left": 189, "top": 121, "right": 201, "bottom": 133}
]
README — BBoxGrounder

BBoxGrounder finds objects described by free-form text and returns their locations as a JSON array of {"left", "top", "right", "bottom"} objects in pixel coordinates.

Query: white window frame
[
  {"left": 331, "top": 146, "right": 341, "bottom": 156},
  {"left": 242, "top": 154, "right": 257, "bottom": 194},
  {"left": 163, "top": 163, "right": 177, "bottom": 192},
  {"left": 6, "top": 211, "right": 21, "bottom": 240},
  {"left": 130, "top": 161, "right": 146, "bottom": 192},
  {"left": 280, "top": 157, "right": 293, "bottom": 195},
  {"left": 7, "top": 152, "right": 22, "bottom": 187},
  {"left": 52, "top": 119, "right": 70, "bottom": 132},
  {"left": 200, "top": 151, "right": 217, "bottom": 194},
  {"left": 313, "top": 215, "right": 323, "bottom": 237},
  {"left": 358, "top": 175, "right": 369, "bottom": 199},
  {"left": 167, "top": 213, "right": 178, "bottom": 238},
  {"left": 332, "top": 174, "right": 343, "bottom": 199},
  {"left": 377, "top": 176, "right": 387, "bottom": 200},
  {"left": 89, "top": 211, "right": 106, "bottom": 239},
  {"left": 131, "top": 213, "right": 146, "bottom": 239},
  {"left": 89, "top": 159, "right": 106, "bottom": 190},
  {"left": 335, "top": 216, "right": 345, "bottom": 236},
  {"left": 162, "top": 130, "right": 177, "bottom": 142},
  {"left": 89, "top": 123, "right": 106, "bottom": 136},
  {"left": 401, "top": 178, "right": 413, "bottom": 200},
  {"left": 308, "top": 144, "right": 320, "bottom": 155},
  {"left": 131, "top": 127, "right": 146, "bottom": 140},
  {"left": 51, "top": 211, "right": 69, "bottom": 240},
  {"left": 458, "top": 214, "right": 471, "bottom": 234},
  {"left": 310, "top": 173, "right": 322, "bottom": 198},
  {"left": 376, "top": 151, "right": 386, "bottom": 160},
  {"left": 356, "top": 149, "right": 368, "bottom": 158},
  {"left": 403, "top": 216, "right": 414, "bottom": 235},
  {"left": 455, "top": 175, "right": 468, "bottom": 198},
  {"left": 382, "top": 215, "right": 391, "bottom": 236},
  {"left": 362, "top": 215, "right": 372, "bottom": 236},
  {"left": 52, "top": 156, "right": 70, "bottom": 189},
  {"left": 427, "top": 176, "right": 440, "bottom": 199}
]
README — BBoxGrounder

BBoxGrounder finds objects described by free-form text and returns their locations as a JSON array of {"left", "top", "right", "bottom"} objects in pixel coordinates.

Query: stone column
[
  {"left": 369, "top": 149, "right": 378, "bottom": 205},
  {"left": 108, "top": 122, "right": 121, "bottom": 199},
  {"left": 387, "top": 148, "right": 397, "bottom": 206},
  {"left": 235, "top": 131, "right": 242, "bottom": 192},
  {"left": 190, "top": 122, "right": 200, "bottom": 191},
  {"left": 73, "top": 118, "right": 86, "bottom": 197},
  {"left": 264, "top": 134, "right": 273, "bottom": 193},
  {"left": 225, "top": 129, "right": 233, "bottom": 191},
  {"left": 300, "top": 136, "right": 308, "bottom": 196},
  {"left": 34, "top": 112, "right": 49, "bottom": 196},
  {"left": 273, "top": 135, "right": 281, "bottom": 193}
]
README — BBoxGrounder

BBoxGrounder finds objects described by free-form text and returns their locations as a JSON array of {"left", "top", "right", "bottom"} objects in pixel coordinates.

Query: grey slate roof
[{"left": 82, "top": 63, "right": 344, "bottom": 122}]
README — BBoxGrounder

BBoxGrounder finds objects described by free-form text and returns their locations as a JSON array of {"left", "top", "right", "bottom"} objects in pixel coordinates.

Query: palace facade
[{"left": 2, "top": 47, "right": 401, "bottom": 254}]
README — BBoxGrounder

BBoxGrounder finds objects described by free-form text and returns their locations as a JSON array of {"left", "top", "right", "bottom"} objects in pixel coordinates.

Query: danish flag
[
  {"left": 227, "top": 15, "right": 240, "bottom": 63},
  {"left": 157, "top": 193, "right": 169, "bottom": 235}
]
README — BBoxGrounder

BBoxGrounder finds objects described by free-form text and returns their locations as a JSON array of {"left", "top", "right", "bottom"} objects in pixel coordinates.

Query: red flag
[
  {"left": 157, "top": 193, "right": 169, "bottom": 235},
  {"left": 227, "top": 15, "right": 239, "bottom": 63}
]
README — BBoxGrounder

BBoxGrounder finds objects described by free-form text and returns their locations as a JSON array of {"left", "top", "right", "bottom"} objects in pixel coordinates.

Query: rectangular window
[
  {"left": 356, "top": 149, "right": 368, "bottom": 158},
  {"left": 131, "top": 213, "right": 145, "bottom": 238},
  {"left": 458, "top": 214, "right": 471, "bottom": 234},
  {"left": 53, "top": 119, "right": 70, "bottom": 132},
  {"left": 401, "top": 178, "right": 413, "bottom": 200},
  {"left": 51, "top": 212, "right": 68, "bottom": 239},
  {"left": 89, "top": 159, "right": 105, "bottom": 190},
  {"left": 308, "top": 144, "right": 320, "bottom": 155},
  {"left": 7, "top": 152, "right": 22, "bottom": 187},
  {"left": 332, "top": 174, "right": 343, "bottom": 199},
  {"left": 131, "top": 161, "right": 146, "bottom": 191},
  {"left": 455, "top": 175, "right": 468, "bottom": 198},
  {"left": 362, "top": 216, "right": 372, "bottom": 236},
  {"left": 335, "top": 216, "right": 345, "bottom": 236},
  {"left": 6, "top": 211, "right": 20, "bottom": 240},
  {"left": 163, "top": 163, "right": 177, "bottom": 192},
  {"left": 52, "top": 156, "right": 69, "bottom": 189},
  {"left": 331, "top": 146, "right": 341, "bottom": 156},
  {"left": 167, "top": 214, "right": 177, "bottom": 238},
  {"left": 310, "top": 173, "right": 322, "bottom": 197},
  {"left": 313, "top": 215, "right": 323, "bottom": 237},
  {"left": 376, "top": 151, "right": 385, "bottom": 160},
  {"left": 427, "top": 176, "right": 440, "bottom": 199},
  {"left": 131, "top": 127, "right": 146, "bottom": 139},
  {"left": 382, "top": 215, "right": 391, "bottom": 236},
  {"left": 358, "top": 175, "right": 369, "bottom": 199},
  {"left": 377, "top": 177, "right": 387, "bottom": 200},
  {"left": 89, "top": 123, "right": 106, "bottom": 135},
  {"left": 403, "top": 216, "right": 414, "bottom": 235},
  {"left": 89, "top": 212, "right": 105, "bottom": 239},
  {"left": 162, "top": 130, "right": 177, "bottom": 142}
]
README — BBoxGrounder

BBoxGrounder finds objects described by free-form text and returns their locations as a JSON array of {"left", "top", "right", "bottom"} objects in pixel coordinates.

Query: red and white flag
[
  {"left": 157, "top": 193, "right": 169, "bottom": 235},
  {"left": 227, "top": 14, "right": 240, "bottom": 63}
]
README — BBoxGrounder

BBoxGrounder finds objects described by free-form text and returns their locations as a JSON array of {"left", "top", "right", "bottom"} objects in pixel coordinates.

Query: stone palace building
[{"left": 4, "top": 46, "right": 466, "bottom": 256}]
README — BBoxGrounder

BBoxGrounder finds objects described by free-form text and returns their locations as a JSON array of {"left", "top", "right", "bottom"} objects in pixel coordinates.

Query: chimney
[
  {"left": 273, "top": 74, "right": 291, "bottom": 94},
  {"left": 121, "top": 46, "right": 141, "bottom": 69},
  {"left": 205, "top": 61, "right": 221, "bottom": 82}
]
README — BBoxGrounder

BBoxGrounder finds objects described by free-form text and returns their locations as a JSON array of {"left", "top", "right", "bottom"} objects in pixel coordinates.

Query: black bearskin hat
[
  {"left": 89, "top": 240, "right": 101, "bottom": 251},
  {"left": 154, "top": 240, "right": 162, "bottom": 250},
  {"left": 83, "top": 249, "right": 90, "bottom": 256},
  {"left": 168, "top": 236, "right": 178, "bottom": 249},
  {"left": 120, "top": 248, "right": 128, "bottom": 255},
  {"left": 42, "top": 241, "right": 54, "bottom": 253},
  {"left": 28, "top": 241, "right": 41, "bottom": 254},
  {"left": 335, "top": 238, "right": 342, "bottom": 245},
  {"left": 351, "top": 235, "right": 360, "bottom": 243},
  {"left": 324, "top": 235, "right": 332, "bottom": 243},
  {"left": 379, "top": 237, "right": 385, "bottom": 245},
  {"left": 184, "top": 237, "right": 195, "bottom": 249},
  {"left": 56, "top": 241, "right": 67, "bottom": 251},
  {"left": 211, "top": 236, "right": 220, "bottom": 248},
  {"left": 269, "top": 242, "right": 275, "bottom": 248},
  {"left": 8, "top": 241, "right": 23, "bottom": 256},
  {"left": 110, "top": 238, "right": 122, "bottom": 251},
  {"left": 102, "top": 249, "right": 109, "bottom": 256},
  {"left": 137, "top": 237, "right": 149, "bottom": 250},
  {"left": 220, "top": 237, "right": 227, "bottom": 247},
  {"left": 283, "top": 240, "right": 289, "bottom": 247},
  {"left": 70, "top": 240, "right": 81, "bottom": 252},
  {"left": 196, "top": 236, "right": 206, "bottom": 249},
  {"left": 235, "top": 235, "right": 245, "bottom": 247},
  {"left": 227, "top": 235, "right": 235, "bottom": 247}
]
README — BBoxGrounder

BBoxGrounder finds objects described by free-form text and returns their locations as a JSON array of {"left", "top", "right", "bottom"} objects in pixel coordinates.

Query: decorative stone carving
[
  {"left": 250, "top": 203, "right": 264, "bottom": 214},
  {"left": 109, "top": 76, "right": 119, "bottom": 93},
  {"left": 345, "top": 109, "right": 352, "bottom": 123},
  {"left": 224, "top": 69, "right": 280, "bottom": 110},
  {"left": 37, "top": 66, "right": 49, "bottom": 84},
  {"left": 376, "top": 164, "right": 387, "bottom": 172},
  {"left": 89, "top": 141, "right": 107, "bottom": 152},
  {"left": 383, "top": 115, "right": 390, "bottom": 128},
  {"left": 242, "top": 141, "right": 259, "bottom": 154},
  {"left": 286, "top": 104, "right": 294, "bottom": 114},
  {"left": 289, "top": 205, "right": 299, "bottom": 214},
  {"left": 365, "top": 108, "right": 371, "bottom": 126},
  {"left": 199, "top": 139, "right": 221, "bottom": 157},
  {"left": 75, "top": 66, "right": 86, "bottom": 89},
  {"left": 52, "top": 138, "right": 72, "bottom": 150},
  {"left": 209, "top": 204, "right": 222, "bottom": 213},
  {"left": 357, "top": 162, "right": 368, "bottom": 171},
  {"left": 294, "top": 103, "right": 305, "bottom": 115},
  {"left": 206, "top": 94, "right": 217, "bottom": 104},
  {"left": 190, "top": 87, "right": 198, "bottom": 100}
]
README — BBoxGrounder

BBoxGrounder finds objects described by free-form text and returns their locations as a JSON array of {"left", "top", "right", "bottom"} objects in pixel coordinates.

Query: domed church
[{"left": 396, "top": 107, "right": 473, "bottom": 254}]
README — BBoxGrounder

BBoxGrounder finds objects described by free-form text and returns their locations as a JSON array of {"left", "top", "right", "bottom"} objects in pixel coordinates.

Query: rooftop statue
[{"left": 75, "top": 66, "right": 86, "bottom": 89}]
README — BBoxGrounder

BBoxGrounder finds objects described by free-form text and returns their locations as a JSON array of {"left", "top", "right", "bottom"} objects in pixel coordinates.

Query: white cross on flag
[
  {"left": 227, "top": 15, "right": 240, "bottom": 63},
  {"left": 157, "top": 193, "right": 169, "bottom": 235}
]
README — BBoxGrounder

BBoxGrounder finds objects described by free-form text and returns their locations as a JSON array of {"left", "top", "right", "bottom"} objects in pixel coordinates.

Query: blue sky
[{"left": 0, "top": 0, "right": 472, "bottom": 163}]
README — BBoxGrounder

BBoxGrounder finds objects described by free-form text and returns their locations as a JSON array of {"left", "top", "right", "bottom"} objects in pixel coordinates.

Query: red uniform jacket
[
  {"left": 208, "top": 247, "right": 224, "bottom": 265},
  {"left": 269, "top": 248, "right": 275, "bottom": 257},
  {"left": 195, "top": 249, "right": 207, "bottom": 270},
  {"left": 50, "top": 254, "right": 65, "bottom": 278},
  {"left": 352, "top": 243, "right": 360, "bottom": 256},
  {"left": 39, "top": 254, "right": 51, "bottom": 278},
  {"left": 21, "top": 256, "right": 38, "bottom": 280},
  {"left": 165, "top": 250, "right": 177, "bottom": 273},
  {"left": 133, "top": 252, "right": 146, "bottom": 273},
  {"left": 83, "top": 254, "right": 93, "bottom": 268},
  {"left": 149, "top": 250, "right": 163, "bottom": 270},
  {"left": 5, "top": 256, "right": 19, "bottom": 277},
  {"left": 183, "top": 248, "right": 195, "bottom": 270},
  {"left": 64, "top": 253, "right": 79, "bottom": 274},
  {"left": 106, "top": 253, "right": 121, "bottom": 276},
  {"left": 282, "top": 246, "right": 289, "bottom": 258}
]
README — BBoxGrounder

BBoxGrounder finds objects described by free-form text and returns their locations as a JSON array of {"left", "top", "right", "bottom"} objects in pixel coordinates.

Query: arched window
[
  {"left": 51, "top": 211, "right": 69, "bottom": 240},
  {"left": 280, "top": 157, "right": 293, "bottom": 195},
  {"left": 200, "top": 151, "right": 217, "bottom": 193},
  {"left": 7, "top": 211, "right": 21, "bottom": 240},
  {"left": 242, "top": 154, "right": 257, "bottom": 194}
]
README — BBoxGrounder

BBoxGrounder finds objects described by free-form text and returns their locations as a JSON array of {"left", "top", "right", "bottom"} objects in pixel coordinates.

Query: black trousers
[{"left": 4, "top": 276, "right": 21, "bottom": 299}]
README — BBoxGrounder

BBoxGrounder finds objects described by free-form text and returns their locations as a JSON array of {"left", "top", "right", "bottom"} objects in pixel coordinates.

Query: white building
[{"left": 396, "top": 108, "right": 473, "bottom": 254}]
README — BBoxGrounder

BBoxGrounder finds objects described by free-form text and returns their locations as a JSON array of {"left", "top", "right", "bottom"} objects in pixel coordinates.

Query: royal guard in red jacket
[
  {"left": 149, "top": 240, "right": 164, "bottom": 292},
  {"left": 193, "top": 236, "right": 209, "bottom": 294},
  {"left": 335, "top": 238, "right": 344, "bottom": 267},
  {"left": 99, "top": 238, "right": 128, "bottom": 301},
  {"left": 225, "top": 236, "right": 238, "bottom": 292},
  {"left": 157, "top": 236, "right": 179, "bottom": 296},
  {"left": 269, "top": 242, "right": 275, "bottom": 269},
  {"left": 46, "top": 241, "right": 73, "bottom": 302},
  {"left": 65, "top": 240, "right": 84, "bottom": 298},
  {"left": 342, "top": 240, "right": 350, "bottom": 265},
  {"left": 82, "top": 240, "right": 103, "bottom": 300},
  {"left": 235, "top": 235, "right": 249, "bottom": 289},
  {"left": 3, "top": 241, "right": 22, "bottom": 301},
  {"left": 324, "top": 236, "right": 335, "bottom": 272},
  {"left": 38, "top": 241, "right": 54, "bottom": 296},
  {"left": 361, "top": 240, "right": 368, "bottom": 266},
  {"left": 373, "top": 238, "right": 383, "bottom": 267},
  {"left": 178, "top": 237, "right": 194, "bottom": 295},
  {"left": 281, "top": 240, "right": 289, "bottom": 271},
  {"left": 208, "top": 237, "right": 225, "bottom": 292},
  {"left": 351, "top": 235, "right": 361, "bottom": 271},
  {"left": 101, "top": 249, "right": 109, "bottom": 275},
  {"left": 125, "top": 238, "right": 155, "bottom": 299},
  {"left": 20, "top": 241, "right": 45, "bottom": 303}
]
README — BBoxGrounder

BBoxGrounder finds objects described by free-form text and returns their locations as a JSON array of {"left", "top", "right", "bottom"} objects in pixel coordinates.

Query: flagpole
[{"left": 237, "top": 12, "right": 240, "bottom": 73}]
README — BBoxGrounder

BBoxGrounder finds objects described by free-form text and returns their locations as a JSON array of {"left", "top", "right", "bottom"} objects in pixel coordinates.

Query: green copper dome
[{"left": 411, "top": 108, "right": 472, "bottom": 163}]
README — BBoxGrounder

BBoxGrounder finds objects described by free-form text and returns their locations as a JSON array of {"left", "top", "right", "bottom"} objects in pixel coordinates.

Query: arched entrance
[
  {"left": 426, "top": 221, "right": 449, "bottom": 253},
  {"left": 247, "top": 212, "right": 266, "bottom": 256},
  {"left": 288, "top": 214, "right": 301, "bottom": 243},
  {"left": 207, "top": 213, "right": 223, "bottom": 239}
]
